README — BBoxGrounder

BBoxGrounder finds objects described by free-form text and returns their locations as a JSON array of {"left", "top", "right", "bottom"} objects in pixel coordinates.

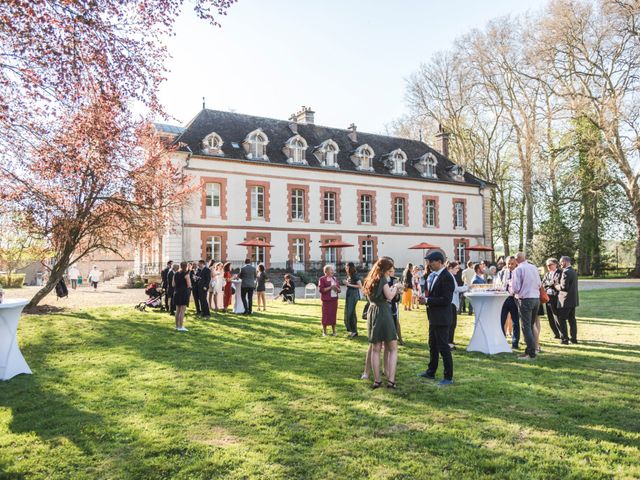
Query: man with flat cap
[{"left": 419, "top": 251, "right": 456, "bottom": 386}]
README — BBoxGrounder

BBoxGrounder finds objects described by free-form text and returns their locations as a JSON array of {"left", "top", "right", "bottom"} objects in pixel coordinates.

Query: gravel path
[{"left": 4, "top": 279, "right": 638, "bottom": 310}]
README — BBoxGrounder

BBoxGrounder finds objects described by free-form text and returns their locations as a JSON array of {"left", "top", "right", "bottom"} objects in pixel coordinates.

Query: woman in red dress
[
  {"left": 318, "top": 264, "right": 340, "bottom": 336},
  {"left": 222, "top": 262, "right": 233, "bottom": 313}
]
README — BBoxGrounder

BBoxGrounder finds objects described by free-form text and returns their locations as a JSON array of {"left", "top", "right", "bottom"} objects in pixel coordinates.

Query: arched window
[
  {"left": 284, "top": 135, "right": 308, "bottom": 164},
  {"left": 417, "top": 152, "right": 438, "bottom": 178},
  {"left": 315, "top": 139, "right": 340, "bottom": 168},
  {"left": 352, "top": 144, "right": 375, "bottom": 171},
  {"left": 202, "top": 132, "right": 224, "bottom": 155},
  {"left": 387, "top": 149, "right": 407, "bottom": 175},
  {"left": 243, "top": 129, "right": 269, "bottom": 160}
]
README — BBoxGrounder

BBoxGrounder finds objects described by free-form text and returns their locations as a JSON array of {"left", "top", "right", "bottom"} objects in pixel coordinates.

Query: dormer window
[
  {"left": 386, "top": 149, "right": 407, "bottom": 175},
  {"left": 284, "top": 135, "right": 308, "bottom": 165},
  {"left": 352, "top": 144, "right": 375, "bottom": 171},
  {"left": 416, "top": 152, "right": 438, "bottom": 179},
  {"left": 451, "top": 165, "right": 465, "bottom": 180},
  {"left": 315, "top": 139, "right": 340, "bottom": 168},
  {"left": 243, "top": 128, "right": 269, "bottom": 161},
  {"left": 202, "top": 132, "right": 224, "bottom": 155}
]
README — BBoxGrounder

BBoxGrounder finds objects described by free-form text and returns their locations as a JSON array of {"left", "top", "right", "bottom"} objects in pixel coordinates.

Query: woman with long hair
[
  {"left": 363, "top": 257, "right": 400, "bottom": 389},
  {"left": 343, "top": 262, "right": 362, "bottom": 337},
  {"left": 208, "top": 261, "right": 223, "bottom": 312},
  {"left": 401, "top": 263, "right": 413, "bottom": 311},
  {"left": 222, "top": 262, "right": 233, "bottom": 313},
  {"left": 256, "top": 263, "right": 268, "bottom": 312},
  {"left": 172, "top": 261, "right": 192, "bottom": 331}
]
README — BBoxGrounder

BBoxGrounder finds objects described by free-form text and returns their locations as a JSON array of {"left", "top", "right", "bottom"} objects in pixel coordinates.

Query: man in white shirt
[
  {"left": 68, "top": 265, "right": 80, "bottom": 290},
  {"left": 87, "top": 266, "right": 101, "bottom": 290},
  {"left": 510, "top": 252, "right": 541, "bottom": 360}
]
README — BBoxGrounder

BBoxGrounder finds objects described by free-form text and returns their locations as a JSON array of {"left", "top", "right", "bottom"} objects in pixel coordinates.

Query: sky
[{"left": 158, "top": 0, "right": 551, "bottom": 134}]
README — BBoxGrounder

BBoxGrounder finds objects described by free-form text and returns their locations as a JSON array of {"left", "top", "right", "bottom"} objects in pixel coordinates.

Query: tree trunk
[
  {"left": 26, "top": 250, "right": 72, "bottom": 309},
  {"left": 633, "top": 208, "right": 640, "bottom": 278}
]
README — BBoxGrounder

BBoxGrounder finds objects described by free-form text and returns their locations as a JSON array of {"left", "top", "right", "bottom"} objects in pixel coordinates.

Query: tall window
[
  {"left": 454, "top": 201, "right": 465, "bottom": 228},
  {"left": 291, "top": 189, "right": 305, "bottom": 221},
  {"left": 456, "top": 242, "right": 466, "bottom": 264},
  {"left": 360, "top": 194, "right": 372, "bottom": 224},
  {"left": 293, "top": 238, "right": 305, "bottom": 268},
  {"left": 361, "top": 240, "right": 374, "bottom": 264},
  {"left": 425, "top": 199, "right": 436, "bottom": 227},
  {"left": 425, "top": 157, "right": 437, "bottom": 178},
  {"left": 251, "top": 185, "right": 265, "bottom": 219},
  {"left": 252, "top": 237, "right": 266, "bottom": 264},
  {"left": 205, "top": 236, "right": 221, "bottom": 261},
  {"left": 245, "top": 129, "right": 268, "bottom": 160},
  {"left": 325, "top": 143, "right": 337, "bottom": 166},
  {"left": 324, "top": 243, "right": 337, "bottom": 263},
  {"left": 291, "top": 138, "right": 306, "bottom": 163},
  {"left": 323, "top": 191, "right": 336, "bottom": 222},
  {"left": 360, "top": 149, "right": 372, "bottom": 170},
  {"left": 394, "top": 197, "right": 405, "bottom": 225},
  {"left": 205, "top": 182, "right": 221, "bottom": 217},
  {"left": 389, "top": 149, "right": 406, "bottom": 175}
]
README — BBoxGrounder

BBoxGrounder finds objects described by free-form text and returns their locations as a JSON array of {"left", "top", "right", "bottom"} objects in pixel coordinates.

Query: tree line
[{"left": 393, "top": 0, "right": 639, "bottom": 277}]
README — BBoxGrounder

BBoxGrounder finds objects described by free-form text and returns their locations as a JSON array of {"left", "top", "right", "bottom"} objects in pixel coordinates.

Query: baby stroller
[{"left": 135, "top": 282, "right": 165, "bottom": 311}]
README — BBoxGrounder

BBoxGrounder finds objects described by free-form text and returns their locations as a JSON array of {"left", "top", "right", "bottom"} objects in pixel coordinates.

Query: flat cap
[{"left": 424, "top": 251, "right": 445, "bottom": 262}]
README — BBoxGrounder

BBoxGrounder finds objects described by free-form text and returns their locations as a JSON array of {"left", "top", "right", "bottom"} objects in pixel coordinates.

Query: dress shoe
[
  {"left": 438, "top": 379, "right": 454, "bottom": 386},
  {"left": 419, "top": 372, "right": 436, "bottom": 380},
  {"left": 570, "top": 339, "right": 578, "bottom": 344}
]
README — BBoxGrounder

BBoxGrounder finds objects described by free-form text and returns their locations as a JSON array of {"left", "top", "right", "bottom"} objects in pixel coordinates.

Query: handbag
[{"left": 539, "top": 286, "right": 549, "bottom": 304}]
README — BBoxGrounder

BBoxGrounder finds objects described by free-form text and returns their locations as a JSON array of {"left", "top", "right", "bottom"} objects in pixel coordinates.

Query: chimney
[
  {"left": 291, "top": 105, "right": 315, "bottom": 125},
  {"left": 347, "top": 123, "right": 357, "bottom": 143},
  {"left": 435, "top": 123, "right": 450, "bottom": 158}
]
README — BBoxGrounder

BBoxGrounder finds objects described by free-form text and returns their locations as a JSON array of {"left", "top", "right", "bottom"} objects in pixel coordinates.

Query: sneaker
[
  {"left": 438, "top": 379, "right": 454, "bottom": 386},
  {"left": 360, "top": 373, "right": 369, "bottom": 380},
  {"left": 178, "top": 327, "right": 188, "bottom": 332},
  {"left": 418, "top": 372, "right": 436, "bottom": 380},
  {"left": 517, "top": 354, "right": 534, "bottom": 360}
]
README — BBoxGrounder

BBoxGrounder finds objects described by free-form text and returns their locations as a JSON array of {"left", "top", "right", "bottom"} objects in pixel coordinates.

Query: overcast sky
[{"left": 158, "top": 0, "right": 551, "bottom": 134}]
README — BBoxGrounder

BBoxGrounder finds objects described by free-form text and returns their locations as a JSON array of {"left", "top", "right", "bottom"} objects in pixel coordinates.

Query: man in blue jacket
[{"left": 419, "top": 251, "right": 456, "bottom": 386}]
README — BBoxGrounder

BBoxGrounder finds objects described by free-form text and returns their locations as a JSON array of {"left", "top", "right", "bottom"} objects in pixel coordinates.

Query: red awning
[
  {"left": 408, "top": 242, "right": 440, "bottom": 250},
  {"left": 237, "top": 239, "right": 274, "bottom": 248},
  {"left": 466, "top": 244, "right": 494, "bottom": 251},
  {"left": 318, "top": 241, "right": 355, "bottom": 249}
]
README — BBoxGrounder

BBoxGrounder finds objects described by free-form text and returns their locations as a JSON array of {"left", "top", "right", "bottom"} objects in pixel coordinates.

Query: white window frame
[
  {"left": 454, "top": 201, "right": 465, "bottom": 229},
  {"left": 360, "top": 194, "right": 372, "bottom": 224},
  {"left": 323, "top": 191, "right": 336, "bottom": 223},
  {"left": 324, "top": 246, "right": 337, "bottom": 263},
  {"left": 244, "top": 129, "right": 269, "bottom": 160},
  {"left": 205, "top": 182, "right": 221, "bottom": 218},
  {"left": 456, "top": 242, "right": 466, "bottom": 263},
  {"left": 293, "top": 238, "right": 305, "bottom": 263},
  {"left": 291, "top": 188, "right": 305, "bottom": 221},
  {"left": 206, "top": 236, "right": 222, "bottom": 261},
  {"left": 251, "top": 185, "right": 265, "bottom": 219},
  {"left": 425, "top": 158, "right": 437, "bottom": 178},
  {"left": 425, "top": 199, "right": 436, "bottom": 227},
  {"left": 394, "top": 197, "right": 405, "bottom": 225},
  {"left": 362, "top": 240, "right": 374, "bottom": 264}
]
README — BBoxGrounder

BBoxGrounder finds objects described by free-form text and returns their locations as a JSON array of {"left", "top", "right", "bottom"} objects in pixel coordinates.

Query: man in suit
[
  {"left": 167, "top": 264, "right": 178, "bottom": 316},
  {"left": 190, "top": 262, "right": 201, "bottom": 316},
  {"left": 161, "top": 260, "right": 173, "bottom": 312},
  {"left": 419, "top": 251, "right": 456, "bottom": 386},
  {"left": 239, "top": 258, "right": 257, "bottom": 315},
  {"left": 542, "top": 258, "right": 562, "bottom": 339},
  {"left": 197, "top": 259, "right": 211, "bottom": 319},
  {"left": 497, "top": 256, "right": 521, "bottom": 349},
  {"left": 555, "top": 256, "right": 579, "bottom": 344}
]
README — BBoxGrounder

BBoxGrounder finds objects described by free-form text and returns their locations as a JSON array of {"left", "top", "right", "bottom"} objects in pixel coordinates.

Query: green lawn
[{"left": 1, "top": 288, "right": 639, "bottom": 479}]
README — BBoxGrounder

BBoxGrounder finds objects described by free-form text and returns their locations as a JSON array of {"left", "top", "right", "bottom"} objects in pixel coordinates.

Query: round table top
[
  {"left": 0, "top": 298, "right": 29, "bottom": 309},
  {"left": 465, "top": 291, "right": 509, "bottom": 297}
]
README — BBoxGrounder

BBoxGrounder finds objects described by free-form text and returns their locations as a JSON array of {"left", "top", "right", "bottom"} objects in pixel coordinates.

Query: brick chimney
[
  {"left": 291, "top": 106, "right": 315, "bottom": 125},
  {"left": 435, "top": 123, "right": 450, "bottom": 158}
]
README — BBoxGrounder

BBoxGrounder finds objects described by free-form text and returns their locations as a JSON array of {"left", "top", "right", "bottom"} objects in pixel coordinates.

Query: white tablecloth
[
  {"left": 0, "top": 298, "right": 32, "bottom": 380},
  {"left": 466, "top": 291, "right": 511, "bottom": 355},
  {"left": 232, "top": 280, "right": 245, "bottom": 314}
]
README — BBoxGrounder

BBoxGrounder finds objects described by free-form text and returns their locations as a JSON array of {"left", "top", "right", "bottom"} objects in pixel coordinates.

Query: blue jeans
[
  {"left": 500, "top": 296, "right": 520, "bottom": 348},
  {"left": 516, "top": 298, "right": 539, "bottom": 357}
]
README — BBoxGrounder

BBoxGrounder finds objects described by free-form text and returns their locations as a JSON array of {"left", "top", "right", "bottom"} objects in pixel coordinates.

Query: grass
[{"left": 1, "top": 288, "right": 639, "bottom": 479}]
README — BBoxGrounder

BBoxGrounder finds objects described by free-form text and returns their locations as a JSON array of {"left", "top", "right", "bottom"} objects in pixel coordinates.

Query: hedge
[{"left": 0, "top": 273, "right": 26, "bottom": 288}]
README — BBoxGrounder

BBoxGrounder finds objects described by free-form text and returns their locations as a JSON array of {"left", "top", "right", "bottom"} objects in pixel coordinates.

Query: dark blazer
[
  {"left": 426, "top": 269, "right": 455, "bottom": 326},
  {"left": 557, "top": 266, "right": 579, "bottom": 308},
  {"left": 166, "top": 270, "right": 176, "bottom": 293},
  {"left": 542, "top": 269, "right": 562, "bottom": 298},
  {"left": 161, "top": 266, "right": 171, "bottom": 289},
  {"left": 239, "top": 264, "right": 257, "bottom": 288},
  {"left": 198, "top": 266, "right": 211, "bottom": 290}
]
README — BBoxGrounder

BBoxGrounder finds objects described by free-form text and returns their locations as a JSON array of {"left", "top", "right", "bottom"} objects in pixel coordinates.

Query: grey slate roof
[
  {"left": 168, "top": 109, "right": 486, "bottom": 187},
  {"left": 154, "top": 123, "right": 186, "bottom": 135}
]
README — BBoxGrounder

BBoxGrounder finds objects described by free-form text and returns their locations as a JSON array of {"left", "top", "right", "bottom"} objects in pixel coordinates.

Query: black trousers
[
  {"left": 168, "top": 288, "right": 175, "bottom": 314},
  {"left": 546, "top": 297, "right": 561, "bottom": 338},
  {"left": 241, "top": 287, "right": 254, "bottom": 314},
  {"left": 458, "top": 295, "right": 467, "bottom": 313},
  {"left": 448, "top": 305, "right": 457, "bottom": 344},
  {"left": 163, "top": 287, "right": 170, "bottom": 311},
  {"left": 199, "top": 287, "right": 210, "bottom": 317},
  {"left": 557, "top": 307, "right": 577, "bottom": 342},
  {"left": 500, "top": 296, "right": 521, "bottom": 348},
  {"left": 192, "top": 287, "right": 201, "bottom": 314},
  {"left": 427, "top": 324, "right": 453, "bottom": 380}
]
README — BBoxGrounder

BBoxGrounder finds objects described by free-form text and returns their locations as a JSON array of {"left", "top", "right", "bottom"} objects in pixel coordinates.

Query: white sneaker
[{"left": 178, "top": 327, "right": 188, "bottom": 332}]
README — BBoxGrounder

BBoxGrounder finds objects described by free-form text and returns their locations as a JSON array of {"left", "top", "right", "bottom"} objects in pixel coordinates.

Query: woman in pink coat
[{"left": 318, "top": 264, "right": 341, "bottom": 336}]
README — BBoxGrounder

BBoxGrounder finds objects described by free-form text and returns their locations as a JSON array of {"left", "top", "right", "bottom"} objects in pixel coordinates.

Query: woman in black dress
[{"left": 172, "top": 261, "right": 192, "bottom": 332}]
